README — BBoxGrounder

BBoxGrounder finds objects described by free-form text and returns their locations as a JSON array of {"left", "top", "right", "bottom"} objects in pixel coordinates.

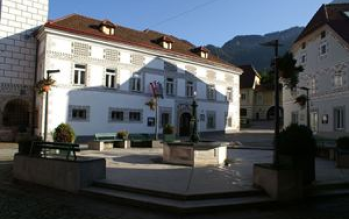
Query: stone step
[
  {"left": 81, "top": 186, "right": 274, "bottom": 213},
  {"left": 93, "top": 180, "right": 265, "bottom": 200},
  {"left": 307, "top": 182, "right": 349, "bottom": 198}
]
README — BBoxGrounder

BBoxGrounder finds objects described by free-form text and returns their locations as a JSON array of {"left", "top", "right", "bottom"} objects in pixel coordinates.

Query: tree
[{"left": 278, "top": 52, "right": 303, "bottom": 89}]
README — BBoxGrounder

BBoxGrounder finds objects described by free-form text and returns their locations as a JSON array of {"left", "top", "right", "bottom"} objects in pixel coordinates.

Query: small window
[
  {"left": 165, "top": 78, "right": 174, "bottom": 96},
  {"left": 105, "top": 68, "right": 116, "bottom": 88},
  {"left": 321, "top": 31, "right": 326, "bottom": 39},
  {"left": 291, "top": 112, "right": 299, "bottom": 124},
  {"left": 69, "top": 105, "right": 90, "bottom": 122},
  {"left": 186, "top": 81, "right": 194, "bottom": 97},
  {"left": 320, "top": 42, "right": 327, "bottom": 56},
  {"left": 301, "top": 42, "right": 306, "bottom": 49},
  {"left": 207, "top": 85, "right": 216, "bottom": 100},
  {"left": 240, "top": 108, "right": 247, "bottom": 117},
  {"left": 334, "top": 71, "right": 343, "bottom": 87},
  {"left": 129, "top": 112, "right": 141, "bottom": 122},
  {"left": 110, "top": 111, "right": 124, "bottom": 122},
  {"left": 73, "top": 64, "right": 86, "bottom": 85},
  {"left": 241, "top": 93, "right": 247, "bottom": 101},
  {"left": 206, "top": 112, "right": 216, "bottom": 129},
  {"left": 301, "top": 54, "right": 307, "bottom": 64},
  {"left": 130, "top": 74, "right": 142, "bottom": 92},
  {"left": 227, "top": 117, "right": 233, "bottom": 128},
  {"left": 334, "top": 107, "right": 345, "bottom": 130},
  {"left": 226, "top": 87, "right": 233, "bottom": 102}
]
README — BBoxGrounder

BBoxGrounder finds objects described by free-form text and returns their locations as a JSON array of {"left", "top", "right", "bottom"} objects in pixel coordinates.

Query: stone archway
[
  {"left": 2, "top": 99, "right": 30, "bottom": 131},
  {"left": 179, "top": 112, "right": 191, "bottom": 136}
]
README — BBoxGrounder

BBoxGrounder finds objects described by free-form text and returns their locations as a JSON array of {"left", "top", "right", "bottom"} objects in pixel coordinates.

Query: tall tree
[{"left": 278, "top": 52, "right": 303, "bottom": 89}]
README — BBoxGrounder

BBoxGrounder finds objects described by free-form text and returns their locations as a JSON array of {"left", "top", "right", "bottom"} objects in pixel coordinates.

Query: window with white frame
[
  {"left": 73, "top": 64, "right": 86, "bottom": 85},
  {"left": 206, "top": 112, "right": 216, "bottom": 129},
  {"left": 291, "top": 112, "right": 299, "bottom": 124},
  {"left": 165, "top": 78, "right": 174, "bottom": 96},
  {"left": 227, "top": 116, "right": 233, "bottom": 128},
  {"left": 320, "top": 42, "right": 327, "bottom": 56},
  {"left": 334, "top": 71, "right": 343, "bottom": 87},
  {"left": 334, "top": 107, "right": 345, "bottom": 130},
  {"left": 226, "top": 87, "right": 233, "bottom": 102},
  {"left": 161, "top": 112, "right": 171, "bottom": 128},
  {"left": 186, "top": 81, "right": 194, "bottom": 97},
  {"left": 129, "top": 111, "right": 142, "bottom": 122},
  {"left": 240, "top": 108, "right": 247, "bottom": 117},
  {"left": 241, "top": 93, "right": 247, "bottom": 101},
  {"left": 207, "top": 84, "right": 216, "bottom": 100},
  {"left": 69, "top": 105, "right": 90, "bottom": 122},
  {"left": 321, "top": 30, "right": 326, "bottom": 39},
  {"left": 130, "top": 74, "right": 142, "bottom": 92},
  {"left": 105, "top": 68, "right": 116, "bottom": 88},
  {"left": 110, "top": 110, "right": 124, "bottom": 122},
  {"left": 311, "top": 77, "right": 316, "bottom": 94},
  {"left": 301, "top": 54, "right": 307, "bottom": 64}
]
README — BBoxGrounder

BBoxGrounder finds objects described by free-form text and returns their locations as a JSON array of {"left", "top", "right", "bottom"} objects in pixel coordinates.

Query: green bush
[
  {"left": 163, "top": 124, "right": 175, "bottom": 135},
  {"left": 336, "top": 137, "right": 349, "bottom": 150},
  {"left": 53, "top": 123, "right": 75, "bottom": 143},
  {"left": 117, "top": 130, "right": 129, "bottom": 139},
  {"left": 278, "top": 124, "right": 316, "bottom": 156}
]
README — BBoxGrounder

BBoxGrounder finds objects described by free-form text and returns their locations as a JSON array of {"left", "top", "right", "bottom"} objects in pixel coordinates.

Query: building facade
[
  {"left": 283, "top": 4, "right": 349, "bottom": 138},
  {"left": 240, "top": 65, "right": 282, "bottom": 123},
  {"left": 0, "top": 0, "right": 49, "bottom": 141},
  {"left": 34, "top": 14, "right": 242, "bottom": 140}
]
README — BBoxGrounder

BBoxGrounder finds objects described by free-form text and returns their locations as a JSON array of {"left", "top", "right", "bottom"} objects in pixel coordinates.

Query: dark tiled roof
[
  {"left": 44, "top": 14, "right": 241, "bottom": 72},
  {"left": 239, "top": 65, "right": 260, "bottom": 89},
  {"left": 295, "top": 3, "right": 349, "bottom": 44}
]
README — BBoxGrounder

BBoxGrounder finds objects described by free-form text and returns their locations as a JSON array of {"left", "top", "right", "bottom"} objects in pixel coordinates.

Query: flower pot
[
  {"left": 42, "top": 85, "right": 50, "bottom": 93},
  {"left": 163, "top": 134, "right": 175, "bottom": 142}
]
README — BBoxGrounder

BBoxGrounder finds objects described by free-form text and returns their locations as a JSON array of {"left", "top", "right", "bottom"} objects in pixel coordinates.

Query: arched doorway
[
  {"left": 179, "top": 112, "right": 191, "bottom": 136},
  {"left": 3, "top": 99, "right": 30, "bottom": 130},
  {"left": 267, "top": 106, "right": 284, "bottom": 121}
]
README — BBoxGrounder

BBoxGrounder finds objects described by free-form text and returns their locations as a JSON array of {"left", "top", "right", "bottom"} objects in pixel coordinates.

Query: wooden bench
[
  {"left": 128, "top": 134, "right": 154, "bottom": 148},
  {"left": 30, "top": 141, "right": 80, "bottom": 160}
]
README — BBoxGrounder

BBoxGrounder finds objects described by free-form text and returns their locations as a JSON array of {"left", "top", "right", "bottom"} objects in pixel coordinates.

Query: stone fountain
[{"left": 163, "top": 96, "right": 227, "bottom": 166}]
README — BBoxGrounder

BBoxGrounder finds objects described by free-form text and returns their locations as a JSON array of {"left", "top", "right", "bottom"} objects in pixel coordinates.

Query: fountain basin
[{"left": 163, "top": 141, "right": 227, "bottom": 166}]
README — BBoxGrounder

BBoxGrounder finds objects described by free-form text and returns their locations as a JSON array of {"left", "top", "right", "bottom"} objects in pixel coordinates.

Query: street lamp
[
  {"left": 299, "top": 86, "right": 310, "bottom": 128},
  {"left": 43, "top": 69, "right": 60, "bottom": 141},
  {"left": 261, "top": 39, "right": 283, "bottom": 166},
  {"left": 190, "top": 91, "right": 200, "bottom": 143}
]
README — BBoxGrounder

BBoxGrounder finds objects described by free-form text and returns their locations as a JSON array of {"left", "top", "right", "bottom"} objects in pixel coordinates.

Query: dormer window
[
  {"left": 157, "top": 36, "right": 174, "bottom": 50},
  {"left": 192, "top": 46, "right": 209, "bottom": 59},
  {"left": 99, "top": 20, "right": 116, "bottom": 36}
]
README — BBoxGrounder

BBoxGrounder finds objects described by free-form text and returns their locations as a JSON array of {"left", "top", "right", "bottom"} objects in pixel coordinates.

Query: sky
[{"left": 49, "top": 0, "right": 333, "bottom": 47}]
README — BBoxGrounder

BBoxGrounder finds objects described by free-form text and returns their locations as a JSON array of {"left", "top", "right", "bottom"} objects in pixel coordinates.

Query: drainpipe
[{"left": 31, "top": 36, "right": 39, "bottom": 136}]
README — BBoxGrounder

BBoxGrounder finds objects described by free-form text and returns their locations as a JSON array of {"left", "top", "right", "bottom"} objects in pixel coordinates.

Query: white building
[
  {"left": 31, "top": 14, "right": 242, "bottom": 140},
  {"left": 0, "top": 0, "right": 49, "bottom": 141},
  {"left": 283, "top": 3, "right": 349, "bottom": 138}
]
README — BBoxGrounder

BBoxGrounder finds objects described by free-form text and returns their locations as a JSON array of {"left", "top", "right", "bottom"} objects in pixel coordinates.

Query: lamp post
[
  {"left": 299, "top": 86, "right": 310, "bottom": 128},
  {"left": 190, "top": 91, "right": 200, "bottom": 143},
  {"left": 261, "top": 39, "right": 282, "bottom": 166},
  {"left": 43, "top": 69, "right": 60, "bottom": 141}
]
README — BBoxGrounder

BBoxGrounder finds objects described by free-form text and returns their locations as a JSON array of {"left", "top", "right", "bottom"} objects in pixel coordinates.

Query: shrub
[
  {"left": 336, "top": 137, "right": 349, "bottom": 150},
  {"left": 163, "top": 124, "right": 175, "bottom": 135},
  {"left": 278, "top": 124, "right": 316, "bottom": 156},
  {"left": 53, "top": 123, "right": 75, "bottom": 143},
  {"left": 117, "top": 130, "right": 129, "bottom": 139}
]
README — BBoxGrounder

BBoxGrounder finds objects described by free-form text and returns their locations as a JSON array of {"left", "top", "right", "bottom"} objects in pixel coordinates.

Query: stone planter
[
  {"left": 163, "top": 134, "right": 175, "bottom": 142},
  {"left": 336, "top": 149, "right": 349, "bottom": 168},
  {"left": 13, "top": 154, "right": 106, "bottom": 192},
  {"left": 253, "top": 163, "right": 303, "bottom": 201}
]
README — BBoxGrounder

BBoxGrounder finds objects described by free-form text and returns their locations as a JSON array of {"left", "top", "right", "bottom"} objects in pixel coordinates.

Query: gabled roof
[
  {"left": 239, "top": 65, "right": 261, "bottom": 89},
  {"left": 43, "top": 14, "right": 241, "bottom": 72},
  {"left": 295, "top": 3, "right": 349, "bottom": 45}
]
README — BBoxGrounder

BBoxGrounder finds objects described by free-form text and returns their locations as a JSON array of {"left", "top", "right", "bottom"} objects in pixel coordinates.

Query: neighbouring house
[
  {"left": 240, "top": 65, "right": 283, "bottom": 124},
  {"left": 0, "top": 0, "right": 49, "bottom": 141},
  {"left": 283, "top": 3, "right": 349, "bottom": 138},
  {"left": 0, "top": 0, "right": 242, "bottom": 141}
]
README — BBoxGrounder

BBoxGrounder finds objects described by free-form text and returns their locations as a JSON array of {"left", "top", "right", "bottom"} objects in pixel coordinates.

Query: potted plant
[
  {"left": 163, "top": 124, "right": 175, "bottom": 142},
  {"left": 53, "top": 123, "right": 76, "bottom": 143},
  {"left": 117, "top": 130, "right": 129, "bottom": 140},
  {"left": 336, "top": 136, "right": 349, "bottom": 168},
  {"left": 277, "top": 124, "right": 316, "bottom": 185},
  {"left": 35, "top": 76, "right": 56, "bottom": 94},
  {"left": 294, "top": 94, "right": 307, "bottom": 108},
  {"left": 145, "top": 98, "right": 156, "bottom": 110}
]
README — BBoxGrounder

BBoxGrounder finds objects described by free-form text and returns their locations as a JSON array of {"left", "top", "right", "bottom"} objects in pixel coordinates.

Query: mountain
[
  {"left": 331, "top": 0, "right": 349, "bottom": 3},
  {"left": 207, "top": 27, "right": 304, "bottom": 71}
]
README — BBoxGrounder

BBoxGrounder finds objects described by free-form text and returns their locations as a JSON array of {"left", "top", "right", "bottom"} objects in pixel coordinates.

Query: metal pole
[
  {"left": 43, "top": 90, "right": 49, "bottom": 141},
  {"left": 306, "top": 89, "right": 310, "bottom": 128},
  {"left": 274, "top": 40, "right": 280, "bottom": 166},
  {"left": 155, "top": 97, "right": 158, "bottom": 140}
]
